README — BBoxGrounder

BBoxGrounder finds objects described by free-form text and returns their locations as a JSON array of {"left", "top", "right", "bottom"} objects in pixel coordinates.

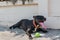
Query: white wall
[
  {"left": 0, "top": 6, "right": 38, "bottom": 26},
  {"left": 38, "top": 0, "right": 48, "bottom": 17},
  {"left": 49, "top": 0, "right": 60, "bottom": 16},
  {"left": 38, "top": 0, "right": 60, "bottom": 29},
  {"left": 48, "top": 0, "right": 60, "bottom": 29}
]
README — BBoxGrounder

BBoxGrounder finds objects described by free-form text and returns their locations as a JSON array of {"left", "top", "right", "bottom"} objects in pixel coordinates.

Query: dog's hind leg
[
  {"left": 9, "top": 25, "right": 17, "bottom": 29},
  {"left": 9, "top": 20, "right": 22, "bottom": 29}
]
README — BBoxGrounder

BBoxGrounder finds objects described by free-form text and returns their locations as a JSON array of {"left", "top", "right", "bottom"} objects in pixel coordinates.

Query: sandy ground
[
  {"left": 0, "top": 31, "right": 51, "bottom": 40},
  {"left": 0, "top": 25, "right": 60, "bottom": 40}
]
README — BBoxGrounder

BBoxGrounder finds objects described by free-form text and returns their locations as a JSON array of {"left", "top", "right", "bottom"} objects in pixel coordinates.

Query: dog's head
[{"left": 33, "top": 15, "right": 46, "bottom": 23}]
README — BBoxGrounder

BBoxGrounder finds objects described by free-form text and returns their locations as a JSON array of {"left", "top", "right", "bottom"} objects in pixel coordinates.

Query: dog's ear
[{"left": 33, "top": 16, "right": 36, "bottom": 18}]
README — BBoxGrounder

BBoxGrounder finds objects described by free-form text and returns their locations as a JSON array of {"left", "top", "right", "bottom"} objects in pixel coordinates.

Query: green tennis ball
[{"left": 35, "top": 32, "right": 40, "bottom": 38}]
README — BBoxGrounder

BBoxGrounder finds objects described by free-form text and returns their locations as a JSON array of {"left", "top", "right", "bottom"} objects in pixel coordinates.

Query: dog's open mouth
[{"left": 39, "top": 22, "right": 47, "bottom": 30}]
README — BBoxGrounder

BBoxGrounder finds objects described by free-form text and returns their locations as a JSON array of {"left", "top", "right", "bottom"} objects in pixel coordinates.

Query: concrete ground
[{"left": 0, "top": 25, "right": 60, "bottom": 40}]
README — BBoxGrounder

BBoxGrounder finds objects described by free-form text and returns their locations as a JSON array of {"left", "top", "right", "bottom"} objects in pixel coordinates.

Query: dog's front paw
[
  {"left": 42, "top": 30, "right": 48, "bottom": 33},
  {"left": 29, "top": 37, "right": 33, "bottom": 39}
]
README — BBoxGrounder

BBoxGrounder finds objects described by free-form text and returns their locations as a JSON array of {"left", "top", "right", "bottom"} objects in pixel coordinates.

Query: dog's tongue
[{"left": 39, "top": 22, "right": 47, "bottom": 30}]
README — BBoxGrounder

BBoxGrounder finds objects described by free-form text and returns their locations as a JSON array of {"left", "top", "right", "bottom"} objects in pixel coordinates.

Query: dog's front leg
[{"left": 26, "top": 28, "right": 33, "bottom": 39}]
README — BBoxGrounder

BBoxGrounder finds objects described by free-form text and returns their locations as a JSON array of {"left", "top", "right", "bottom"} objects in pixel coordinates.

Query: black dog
[{"left": 9, "top": 15, "right": 47, "bottom": 39}]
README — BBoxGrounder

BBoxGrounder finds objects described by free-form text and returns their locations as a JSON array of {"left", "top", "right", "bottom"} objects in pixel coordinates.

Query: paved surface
[{"left": 0, "top": 25, "right": 60, "bottom": 40}]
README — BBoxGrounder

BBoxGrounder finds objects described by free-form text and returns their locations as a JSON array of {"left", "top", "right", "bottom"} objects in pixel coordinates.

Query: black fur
[{"left": 9, "top": 15, "right": 47, "bottom": 39}]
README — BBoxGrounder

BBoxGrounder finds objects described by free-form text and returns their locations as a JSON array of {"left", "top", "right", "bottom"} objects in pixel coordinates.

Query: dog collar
[{"left": 33, "top": 20, "right": 37, "bottom": 28}]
